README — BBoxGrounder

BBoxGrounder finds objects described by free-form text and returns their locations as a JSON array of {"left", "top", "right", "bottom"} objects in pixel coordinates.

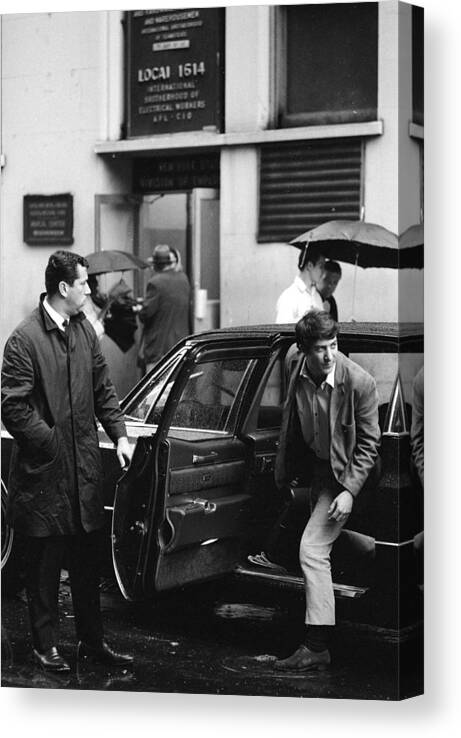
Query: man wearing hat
[
  {"left": 139, "top": 244, "right": 191, "bottom": 373},
  {"left": 275, "top": 244, "right": 326, "bottom": 323}
]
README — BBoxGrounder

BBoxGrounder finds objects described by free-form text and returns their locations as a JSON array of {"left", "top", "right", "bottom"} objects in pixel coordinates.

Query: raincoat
[{"left": 1, "top": 296, "right": 127, "bottom": 536}]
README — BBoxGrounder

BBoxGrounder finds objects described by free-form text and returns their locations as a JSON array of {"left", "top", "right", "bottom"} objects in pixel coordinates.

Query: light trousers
[{"left": 299, "top": 462, "right": 348, "bottom": 626}]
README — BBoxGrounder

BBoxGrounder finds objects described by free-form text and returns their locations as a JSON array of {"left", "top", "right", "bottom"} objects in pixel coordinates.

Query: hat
[{"left": 151, "top": 244, "right": 174, "bottom": 267}]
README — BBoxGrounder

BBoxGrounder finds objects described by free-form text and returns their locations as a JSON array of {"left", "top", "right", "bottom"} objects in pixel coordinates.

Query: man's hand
[
  {"left": 116, "top": 436, "right": 133, "bottom": 470},
  {"left": 328, "top": 490, "right": 353, "bottom": 523}
]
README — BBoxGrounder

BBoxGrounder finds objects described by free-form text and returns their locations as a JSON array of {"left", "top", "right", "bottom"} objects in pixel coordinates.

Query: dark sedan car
[{"left": 1, "top": 322, "right": 423, "bottom": 632}]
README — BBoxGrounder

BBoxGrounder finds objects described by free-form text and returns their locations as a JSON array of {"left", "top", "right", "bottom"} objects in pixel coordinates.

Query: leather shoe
[
  {"left": 77, "top": 640, "right": 134, "bottom": 667},
  {"left": 33, "top": 646, "right": 70, "bottom": 673},
  {"left": 274, "top": 644, "right": 330, "bottom": 672}
]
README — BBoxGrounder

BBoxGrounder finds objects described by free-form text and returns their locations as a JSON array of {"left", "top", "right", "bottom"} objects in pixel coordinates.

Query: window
[
  {"left": 258, "top": 138, "right": 363, "bottom": 243},
  {"left": 123, "top": 354, "right": 183, "bottom": 425},
  {"left": 256, "top": 357, "right": 285, "bottom": 430},
  {"left": 412, "top": 5, "right": 424, "bottom": 126},
  {"left": 277, "top": 3, "right": 378, "bottom": 128},
  {"left": 168, "top": 358, "right": 255, "bottom": 440}
]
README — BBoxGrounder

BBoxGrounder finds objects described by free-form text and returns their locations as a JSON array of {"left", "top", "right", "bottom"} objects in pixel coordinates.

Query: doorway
[
  {"left": 94, "top": 188, "right": 220, "bottom": 397},
  {"left": 137, "top": 189, "right": 220, "bottom": 333}
]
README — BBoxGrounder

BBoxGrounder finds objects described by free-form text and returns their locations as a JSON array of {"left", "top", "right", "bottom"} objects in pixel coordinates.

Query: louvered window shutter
[{"left": 258, "top": 138, "right": 363, "bottom": 244}]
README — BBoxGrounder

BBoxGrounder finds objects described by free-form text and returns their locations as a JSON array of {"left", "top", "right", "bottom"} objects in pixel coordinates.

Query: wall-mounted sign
[
  {"left": 23, "top": 194, "right": 74, "bottom": 246},
  {"left": 127, "top": 8, "right": 224, "bottom": 137},
  {"left": 133, "top": 154, "right": 220, "bottom": 192}
]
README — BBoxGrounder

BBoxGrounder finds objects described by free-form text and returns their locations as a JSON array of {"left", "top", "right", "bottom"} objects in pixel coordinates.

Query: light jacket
[{"left": 274, "top": 351, "right": 381, "bottom": 497}]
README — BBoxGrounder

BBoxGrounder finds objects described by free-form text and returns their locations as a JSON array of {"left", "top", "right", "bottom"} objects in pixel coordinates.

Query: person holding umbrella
[
  {"left": 317, "top": 260, "right": 342, "bottom": 322},
  {"left": 275, "top": 244, "right": 325, "bottom": 323}
]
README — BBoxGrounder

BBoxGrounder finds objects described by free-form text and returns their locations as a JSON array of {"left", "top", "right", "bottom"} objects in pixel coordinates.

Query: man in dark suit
[
  {"left": 317, "top": 260, "right": 342, "bottom": 322},
  {"left": 139, "top": 244, "right": 191, "bottom": 373},
  {"left": 273, "top": 310, "right": 380, "bottom": 672},
  {"left": 2, "top": 250, "right": 134, "bottom": 672}
]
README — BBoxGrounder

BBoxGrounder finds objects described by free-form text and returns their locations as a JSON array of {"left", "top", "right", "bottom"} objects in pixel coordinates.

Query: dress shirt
[
  {"left": 275, "top": 275, "right": 324, "bottom": 323},
  {"left": 295, "top": 360, "right": 335, "bottom": 460},
  {"left": 43, "top": 297, "right": 68, "bottom": 332}
]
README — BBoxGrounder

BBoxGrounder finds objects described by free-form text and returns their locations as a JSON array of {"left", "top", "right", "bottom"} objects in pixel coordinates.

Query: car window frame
[
  {"left": 166, "top": 354, "right": 259, "bottom": 442},
  {"left": 122, "top": 350, "right": 187, "bottom": 426}
]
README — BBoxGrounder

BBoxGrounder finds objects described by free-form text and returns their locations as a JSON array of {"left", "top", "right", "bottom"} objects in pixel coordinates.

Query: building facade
[{"left": 0, "top": 3, "right": 423, "bottom": 397}]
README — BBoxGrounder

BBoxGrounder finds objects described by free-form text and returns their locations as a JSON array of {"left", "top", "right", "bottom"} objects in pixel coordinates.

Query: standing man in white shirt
[{"left": 275, "top": 244, "right": 326, "bottom": 323}]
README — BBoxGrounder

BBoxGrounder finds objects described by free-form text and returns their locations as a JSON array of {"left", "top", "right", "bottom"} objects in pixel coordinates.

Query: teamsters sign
[{"left": 127, "top": 8, "right": 224, "bottom": 137}]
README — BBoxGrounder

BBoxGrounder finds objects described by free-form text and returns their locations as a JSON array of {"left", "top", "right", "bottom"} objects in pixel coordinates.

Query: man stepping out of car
[{"left": 270, "top": 310, "right": 380, "bottom": 672}]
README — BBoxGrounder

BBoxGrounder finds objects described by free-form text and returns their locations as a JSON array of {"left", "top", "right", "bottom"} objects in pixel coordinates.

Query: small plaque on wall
[{"left": 23, "top": 194, "right": 74, "bottom": 246}]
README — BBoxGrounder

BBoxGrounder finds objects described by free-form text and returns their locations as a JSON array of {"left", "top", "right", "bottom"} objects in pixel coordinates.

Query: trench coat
[
  {"left": 1, "top": 296, "right": 127, "bottom": 536},
  {"left": 274, "top": 351, "right": 381, "bottom": 497},
  {"left": 139, "top": 270, "right": 191, "bottom": 366}
]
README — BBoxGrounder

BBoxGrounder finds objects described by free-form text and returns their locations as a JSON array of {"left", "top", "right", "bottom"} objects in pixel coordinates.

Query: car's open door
[{"left": 112, "top": 343, "right": 271, "bottom": 600}]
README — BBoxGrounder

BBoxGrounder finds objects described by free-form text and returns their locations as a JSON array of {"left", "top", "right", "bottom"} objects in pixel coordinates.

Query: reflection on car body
[{"left": 1, "top": 322, "right": 423, "bottom": 631}]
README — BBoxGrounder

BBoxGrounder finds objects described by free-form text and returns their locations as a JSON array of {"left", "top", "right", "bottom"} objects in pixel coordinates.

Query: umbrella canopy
[
  {"left": 85, "top": 250, "right": 149, "bottom": 276},
  {"left": 398, "top": 224, "right": 424, "bottom": 269},
  {"left": 290, "top": 220, "right": 423, "bottom": 269}
]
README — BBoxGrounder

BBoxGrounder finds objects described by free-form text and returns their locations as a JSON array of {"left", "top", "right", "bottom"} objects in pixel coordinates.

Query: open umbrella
[
  {"left": 290, "top": 220, "right": 423, "bottom": 319},
  {"left": 290, "top": 220, "right": 423, "bottom": 269},
  {"left": 290, "top": 220, "right": 397, "bottom": 269},
  {"left": 85, "top": 250, "right": 149, "bottom": 276},
  {"left": 398, "top": 224, "right": 424, "bottom": 269}
]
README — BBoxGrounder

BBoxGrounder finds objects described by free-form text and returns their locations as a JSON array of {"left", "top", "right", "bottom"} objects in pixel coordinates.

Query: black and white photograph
[{"left": 0, "top": 0, "right": 454, "bottom": 729}]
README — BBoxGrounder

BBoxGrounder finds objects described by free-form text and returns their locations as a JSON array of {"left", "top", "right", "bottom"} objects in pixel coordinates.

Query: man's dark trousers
[{"left": 25, "top": 527, "right": 104, "bottom": 653}]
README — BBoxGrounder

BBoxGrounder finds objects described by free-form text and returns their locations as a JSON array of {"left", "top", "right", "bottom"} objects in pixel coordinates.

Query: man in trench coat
[
  {"left": 273, "top": 310, "right": 380, "bottom": 672},
  {"left": 1, "top": 250, "right": 134, "bottom": 672},
  {"left": 139, "top": 244, "right": 191, "bottom": 373}
]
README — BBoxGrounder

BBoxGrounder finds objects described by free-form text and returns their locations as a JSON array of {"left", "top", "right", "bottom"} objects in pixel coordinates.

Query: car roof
[{"left": 184, "top": 322, "right": 424, "bottom": 353}]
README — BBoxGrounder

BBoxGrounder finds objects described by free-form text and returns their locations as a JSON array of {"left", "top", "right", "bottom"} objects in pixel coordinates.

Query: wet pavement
[{"left": 1, "top": 576, "right": 423, "bottom": 700}]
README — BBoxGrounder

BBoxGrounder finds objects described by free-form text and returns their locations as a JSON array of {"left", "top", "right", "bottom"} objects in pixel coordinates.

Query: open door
[
  {"left": 94, "top": 194, "right": 143, "bottom": 398},
  {"left": 191, "top": 188, "right": 220, "bottom": 332},
  {"left": 112, "top": 342, "right": 271, "bottom": 601}
]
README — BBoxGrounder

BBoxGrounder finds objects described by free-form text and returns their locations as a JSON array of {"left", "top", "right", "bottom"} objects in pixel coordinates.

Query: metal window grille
[{"left": 258, "top": 138, "right": 363, "bottom": 244}]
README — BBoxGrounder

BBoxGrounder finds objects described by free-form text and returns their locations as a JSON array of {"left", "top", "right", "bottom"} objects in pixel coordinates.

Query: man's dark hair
[
  {"left": 45, "top": 250, "right": 89, "bottom": 296},
  {"left": 295, "top": 310, "right": 338, "bottom": 353},
  {"left": 324, "top": 260, "right": 342, "bottom": 276},
  {"left": 298, "top": 243, "right": 325, "bottom": 271}
]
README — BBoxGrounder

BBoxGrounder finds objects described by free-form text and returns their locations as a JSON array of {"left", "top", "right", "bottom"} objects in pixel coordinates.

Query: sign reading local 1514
[{"left": 127, "top": 8, "right": 224, "bottom": 137}]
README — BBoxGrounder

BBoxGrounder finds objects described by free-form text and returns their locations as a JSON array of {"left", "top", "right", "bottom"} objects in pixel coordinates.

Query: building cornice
[{"left": 94, "top": 120, "right": 384, "bottom": 156}]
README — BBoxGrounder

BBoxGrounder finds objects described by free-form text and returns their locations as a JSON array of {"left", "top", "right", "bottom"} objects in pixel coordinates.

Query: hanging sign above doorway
[
  {"left": 133, "top": 154, "right": 220, "bottom": 192},
  {"left": 127, "top": 8, "right": 224, "bottom": 137}
]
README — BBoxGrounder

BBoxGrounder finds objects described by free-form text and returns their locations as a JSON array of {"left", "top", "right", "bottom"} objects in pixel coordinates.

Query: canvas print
[{"left": 1, "top": 1, "right": 424, "bottom": 700}]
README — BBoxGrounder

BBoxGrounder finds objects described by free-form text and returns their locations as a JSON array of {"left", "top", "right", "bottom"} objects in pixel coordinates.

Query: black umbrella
[
  {"left": 85, "top": 250, "right": 149, "bottom": 276},
  {"left": 290, "top": 220, "right": 423, "bottom": 320},
  {"left": 290, "top": 220, "right": 423, "bottom": 269},
  {"left": 398, "top": 224, "right": 424, "bottom": 269}
]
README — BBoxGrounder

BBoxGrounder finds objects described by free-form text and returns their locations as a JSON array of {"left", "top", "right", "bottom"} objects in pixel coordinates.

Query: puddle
[{"left": 214, "top": 603, "right": 279, "bottom": 622}]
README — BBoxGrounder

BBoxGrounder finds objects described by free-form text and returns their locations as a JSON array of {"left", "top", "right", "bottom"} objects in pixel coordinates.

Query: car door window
[
  {"left": 168, "top": 358, "right": 255, "bottom": 441},
  {"left": 123, "top": 355, "right": 183, "bottom": 425},
  {"left": 256, "top": 355, "right": 285, "bottom": 430}
]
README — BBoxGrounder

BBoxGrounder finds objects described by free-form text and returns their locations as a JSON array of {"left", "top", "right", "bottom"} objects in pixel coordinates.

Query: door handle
[
  {"left": 192, "top": 451, "right": 218, "bottom": 464},
  {"left": 194, "top": 498, "right": 217, "bottom": 514}
]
